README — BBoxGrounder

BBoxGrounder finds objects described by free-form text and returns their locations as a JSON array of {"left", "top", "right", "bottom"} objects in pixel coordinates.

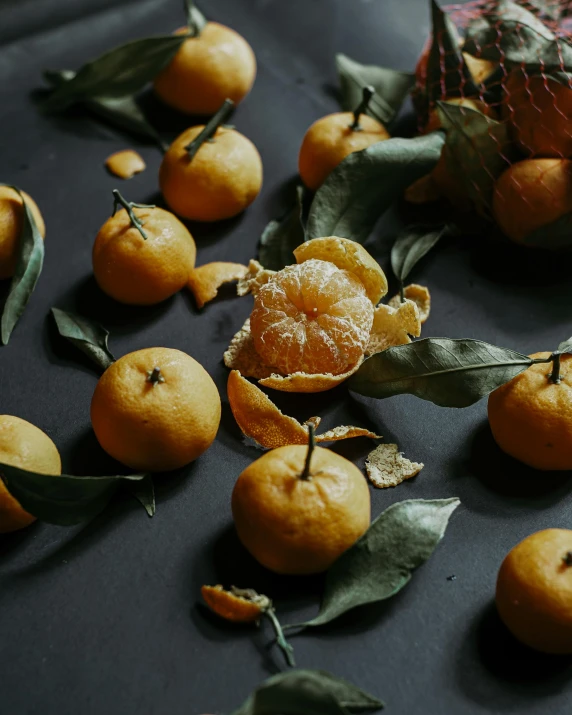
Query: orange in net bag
[{"left": 409, "top": 0, "right": 572, "bottom": 248}]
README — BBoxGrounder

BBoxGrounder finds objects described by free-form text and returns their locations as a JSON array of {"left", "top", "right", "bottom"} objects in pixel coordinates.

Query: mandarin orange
[{"left": 0, "top": 186, "right": 45, "bottom": 280}]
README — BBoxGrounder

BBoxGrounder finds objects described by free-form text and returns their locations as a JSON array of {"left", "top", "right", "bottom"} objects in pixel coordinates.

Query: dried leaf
[
  {"left": 188, "top": 262, "right": 248, "bottom": 309},
  {"left": 1, "top": 185, "right": 45, "bottom": 345},
  {"left": 290, "top": 498, "right": 460, "bottom": 628},
  {"left": 388, "top": 284, "right": 431, "bottom": 323},
  {"left": 51, "top": 308, "right": 115, "bottom": 372},
  {"left": 366, "top": 300, "right": 420, "bottom": 356},
  {"left": 231, "top": 670, "right": 383, "bottom": 715},
  {"left": 365, "top": 444, "right": 423, "bottom": 489},
  {"left": 0, "top": 463, "right": 147, "bottom": 526},
  {"left": 336, "top": 53, "right": 415, "bottom": 125},
  {"left": 306, "top": 133, "right": 445, "bottom": 244},
  {"left": 350, "top": 338, "right": 533, "bottom": 407}
]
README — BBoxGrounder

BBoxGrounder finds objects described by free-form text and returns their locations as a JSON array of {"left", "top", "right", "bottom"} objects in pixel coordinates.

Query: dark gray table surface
[{"left": 2, "top": 0, "right": 572, "bottom": 713}]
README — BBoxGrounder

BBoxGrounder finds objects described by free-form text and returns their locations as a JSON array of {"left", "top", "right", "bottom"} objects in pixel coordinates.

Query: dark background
[{"left": 2, "top": 0, "right": 572, "bottom": 712}]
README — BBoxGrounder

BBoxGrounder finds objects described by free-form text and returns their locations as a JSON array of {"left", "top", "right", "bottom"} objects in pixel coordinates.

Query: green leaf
[
  {"left": 391, "top": 223, "right": 448, "bottom": 285},
  {"left": 1, "top": 184, "right": 45, "bottom": 345},
  {"left": 521, "top": 211, "right": 572, "bottom": 249},
  {"left": 258, "top": 185, "right": 307, "bottom": 270},
  {"left": 41, "top": 34, "right": 189, "bottom": 112},
  {"left": 44, "top": 70, "right": 167, "bottom": 151},
  {"left": 125, "top": 474, "right": 155, "bottom": 517},
  {"left": 291, "top": 499, "right": 459, "bottom": 629},
  {"left": 0, "top": 463, "right": 147, "bottom": 526},
  {"left": 51, "top": 307, "right": 115, "bottom": 372},
  {"left": 425, "top": 0, "right": 479, "bottom": 103},
  {"left": 232, "top": 670, "right": 383, "bottom": 715},
  {"left": 349, "top": 338, "right": 533, "bottom": 407},
  {"left": 463, "top": 0, "right": 572, "bottom": 72},
  {"left": 557, "top": 337, "right": 572, "bottom": 353},
  {"left": 336, "top": 53, "right": 415, "bottom": 126},
  {"left": 185, "top": 0, "right": 208, "bottom": 35},
  {"left": 437, "top": 102, "right": 515, "bottom": 216},
  {"left": 306, "top": 132, "right": 445, "bottom": 244}
]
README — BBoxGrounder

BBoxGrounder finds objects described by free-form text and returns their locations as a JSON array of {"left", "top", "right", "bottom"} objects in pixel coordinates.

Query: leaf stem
[
  {"left": 300, "top": 423, "right": 315, "bottom": 481},
  {"left": 549, "top": 352, "right": 562, "bottom": 384},
  {"left": 265, "top": 608, "right": 295, "bottom": 667},
  {"left": 350, "top": 85, "right": 375, "bottom": 131},
  {"left": 185, "top": 99, "right": 235, "bottom": 161},
  {"left": 112, "top": 190, "right": 155, "bottom": 240},
  {"left": 563, "top": 551, "right": 572, "bottom": 566}
]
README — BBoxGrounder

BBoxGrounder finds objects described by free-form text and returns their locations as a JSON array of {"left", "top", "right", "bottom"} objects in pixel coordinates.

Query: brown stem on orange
[
  {"left": 300, "top": 423, "right": 316, "bottom": 481},
  {"left": 112, "top": 190, "right": 155, "bottom": 240},
  {"left": 147, "top": 367, "right": 165, "bottom": 386},
  {"left": 549, "top": 352, "right": 562, "bottom": 385},
  {"left": 265, "top": 608, "right": 296, "bottom": 667},
  {"left": 562, "top": 551, "right": 572, "bottom": 566},
  {"left": 350, "top": 85, "right": 375, "bottom": 131},
  {"left": 184, "top": 99, "right": 235, "bottom": 160}
]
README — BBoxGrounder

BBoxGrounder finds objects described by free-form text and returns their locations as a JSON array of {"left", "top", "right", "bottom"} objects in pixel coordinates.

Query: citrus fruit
[
  {"left": 0, "top": 186, "right": 45, "bottom": 280},
  {"left": 92, "top": 194, "right": 196, "bottom": 305},
  {"left": 90, "top": 347, "right": 221, "bottom": 471},
  {"left": 0, "top": 415, "right": 61, "bottom": 533},
  {"left": 496, "top": 529, "right": 572, "bottom": 653},
  {"left": 425, "top": 96, "right": 497, "bottom": 133},
  {"left": 153, "top": 23, "right": 256, "bottom": 115},
  {"left": 231, "top": 429, "right": 370, "bottom": 574},
  {"left": 488, "top": 352, "right": 572, "bottom": 470},
  {"left": 492, "top": 158, "right": 572, "bottom": 243},
  {"left": 249, "top": 258, "right": 374, "bottom": 376},
  {"left": 504, "top": 70, "right": 572, "bottom": 157},
  {"left": 159, "top": 124, "right": 263, "bottom": 222},
  {"left": 201, "top": 585, "right": 269, "bottom": 623},
  {"left": 298, "top": 107, "right": 390, "bottom": 191},
  {"left": 415, "top": 38, "right": 497, "bottom": 89}
]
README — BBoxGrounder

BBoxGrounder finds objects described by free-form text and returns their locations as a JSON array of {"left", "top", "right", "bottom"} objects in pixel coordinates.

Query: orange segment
[
  {"left": 201, "top": 585, "right": 269, "bottom": 623},
  {"left": 188, "top": 262, "right": 248, "bottom": 309},
  {"left": 227, "top": 370, "right": 309, "bottom": 449},
  {"left": 294, "top": 236, "right": 388, "bottom": 305},
  {"left": 250, "top": 259, "right": 373, "bottom": 376}
]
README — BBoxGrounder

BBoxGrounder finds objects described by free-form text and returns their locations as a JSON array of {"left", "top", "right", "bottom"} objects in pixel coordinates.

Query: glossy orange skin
[
  {"left": 488, "top": 353, "right": 572, "bottom": 470},
  {"left": 496, "top": 529, "right": 572, "bottom": 653},
  {"left": 91, "top": 348, "right": 221, "bottom": 472},
  {"left": 159, "top": 125, "right": 263, "bottom": 222},
  {"left": 0, "top": 415, "right": 61, "bottom": 533},
  {"left": 492, "top": 158, "right": 572, "bottom": 243},
  {"left": 504, "top": 70, "right": 572, "bottom": 158},
  {"left": 232, "top": 444, "right": 371, "bottom": 575},
  {"left": 0, "top": 187, "right": 45, "bottom": 280},
  {"left": 92, "top": 206, "right": 196, "bottom": 305},
  {"left": 298, "top": 112, "right": 390, "bottom": 191},
  {"left": 153, "top": 23, "right": 256, "bottom": 115}
]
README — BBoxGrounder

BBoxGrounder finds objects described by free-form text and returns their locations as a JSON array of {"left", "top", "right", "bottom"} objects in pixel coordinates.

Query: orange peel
[
  {"left": 201, "top": 584, "right": 270, "bottom": 623},
  {"left": 188, "top": 261, "right": 248, "bottom": 309},
  {"left": 388, "top": 284, "right": 431, "bottom": 324},
  {"left": 293, "top": 236, "right": 388, "bottom": 305},
  {"left": 236, "top": 259, "right": 276, "bottom": 296},
  {"left": 366, "top": 299, "right": 421, "bottom": 356},
  {"left": 228, "top": 370, "right": 381, "bottom": 447},
  {"left": 105, "top": 149, "right": 146, "bottom": 179},
  {"left": 365, "top": 443, "right": 424, "bottom": 488}
]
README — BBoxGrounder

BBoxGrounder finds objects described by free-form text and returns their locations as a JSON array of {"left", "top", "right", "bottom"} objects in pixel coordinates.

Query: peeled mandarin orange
[
  {"left": 492, "top": 158, "right": 572, "bottom": 244},
  {"left": 496, "top": 529, "right": 572, "bottom": 653},
  {"left": 90, "top": 347, "right": 220, "bottom": 472},
  {"left": 0, "top": 186, "right": 45, "bottom": 280},
  {"left": 0, "top": 415, "right": 61, "bottom": 533},
  {"left": 250, "top": 258, "right": 374, "bottom": 376},
  {"left": 92, "top": 201, "right": 196, "bottom": 305},
  {"left": 298, "top": 112, "right": 390, "bottom": 191},
  {"left": 159, "top": 124, "right": 263, "bottom": 222},
  {"left": 153, "top": 23, "right": 256, "bottom": 115},
  {"left": 232, "top": 435, "right": 370, "bottom": 574}
]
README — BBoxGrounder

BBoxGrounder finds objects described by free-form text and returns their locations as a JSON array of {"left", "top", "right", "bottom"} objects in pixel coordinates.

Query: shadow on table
[{"left": 455, "top": 601, "right": 572, "bottom": 710}]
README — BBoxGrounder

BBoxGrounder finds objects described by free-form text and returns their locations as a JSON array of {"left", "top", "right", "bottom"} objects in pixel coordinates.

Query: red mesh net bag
[{"left": 409, "top": 0, "right": 572, "bottom": 247}]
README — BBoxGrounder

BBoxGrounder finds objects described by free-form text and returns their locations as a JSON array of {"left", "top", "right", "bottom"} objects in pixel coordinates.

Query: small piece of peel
[
  {"left": 388, "top": 284, "right": 431, "bottom": 324},
  {"left": 365, "top": 443, "right": 424, "bottom": 489},
  {"left": 188, "top": 262, "right": 248, "bottom": 309},
  {"left": 105, "top": 150, "right": 146, "bottom": 179},
  {"left": 366, "top": 299, "right": 421, "bottom": 356},
  {"left": 201, "top": 585, "right": 269, "bottom": 623},
  {"left": 237, "top": 260, "right": 276, "bottom": 296}
]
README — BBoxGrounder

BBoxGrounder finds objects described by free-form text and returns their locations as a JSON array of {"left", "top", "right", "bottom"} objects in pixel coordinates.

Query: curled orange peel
[
  {"left": 228, "top": 370, "right": 381, "bottom": 448},
  {"left": 188, "top": 262, "right": 248, "bottom": 309},
  {"left": 201, "top": 584, "right": 270, "bottom": 623},
  {"left": 388, "top": 284, "right": 431, "bottom": 324},
  {"left": 366, "top": 299, "right": 421, "bottom": 356}
]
